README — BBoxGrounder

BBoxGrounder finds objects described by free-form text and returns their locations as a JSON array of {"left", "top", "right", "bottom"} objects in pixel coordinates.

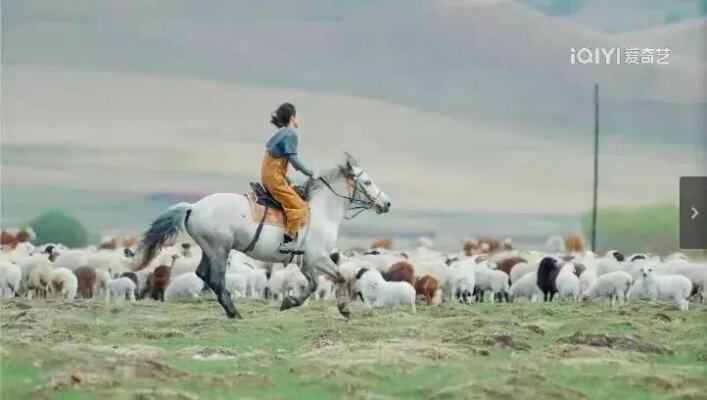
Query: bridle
[{"left": 317, "top": 167, "right": 381, "bottom": 220}]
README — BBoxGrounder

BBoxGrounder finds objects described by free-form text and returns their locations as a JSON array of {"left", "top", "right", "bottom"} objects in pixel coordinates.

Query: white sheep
[
  {"left": 94, "top": 268, "right": 112, "bottom": 297},
  {"left": 360, "top": 251, "right": 404, "bottom": 273},
  {"left": 17, "top": 255, "right": 54, "bottom": 299},
  {"left": 368, "top": 279, "right": 416, "bottom": 313},
  {"left": 633, "top": 267, "right": 692, "bottom": 311},
  {"left": 225, "top": 272, "right": 248, "bottom": 298},
  {"left": 86, "top": 249, "right": 135, "bottom": 278},
  {"left": 354, "top": 268, "right": 384, "bottom": 307},
  {"left": 509, "top": 271, "right": 542, "bottom": 303},
  {"left": 665, "top": 252, "right": 689, "bottom": 263},
  {"left": 473, "top": 261, "right": 510, "bottom": 303},
  {"left": 315, "top": 275, "right": 334, "bottom": 300},
  {"left": 267, "top": 263, "right": 308, "bottom": 300},
  {"left": 170, "top": 252, "right": 200, "bottom": 277},
  {"left": 49, "top": 267, "right": 78, "bottom": 300},
  {"left": 579, "top": 269, "right": 597, "bottom": 294},
  {"left": 251, "top": 267, "right": 268, "bottom": 299},
  {"left": 413, "top": 258, "right": 449, "bottom": 288},
  {"left": 338, "top": 259, "right": 373, "bottom": 299},
  {"left": 447, "top": 259, "right": 476, "bottom": 304},
  {"left": 595, "top": 250, "right": 626, "bottom": 276},
  {"left": 52, "top": 249, "right": 90, "bottom": 271},
  {"left": 0, "top": 261, "right": 22, "bottom": 299},
  {"left": 555, "top": 262, "right": 580, "bottom": 301},
  {"left": 105, "top": 277, "right": 137, "bottom": 303},
  {"left": 545, "top": 235, "right": 566, "bottom": 254},
  {"left": 1, "top": 242, "right": 36, "bottom": 263},
  {"left": 228, "top": 251, "right": 270, "bottom": 298},
  {"left": 164, "top": 272, "right": 205, "bottom": 301},
  {"left": 581, "top": 271, "right": 633, "bottom": 306},
  {"left": 669, "top": 263, "right": 707, "bottom": 303},
  {"left": 509, "top": 262, "right": 536, "bottom": 285}
]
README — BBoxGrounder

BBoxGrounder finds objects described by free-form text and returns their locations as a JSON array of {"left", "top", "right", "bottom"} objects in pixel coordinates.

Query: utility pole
[{"left": 591, "top": 83, "right": 599, "bottom": 252}]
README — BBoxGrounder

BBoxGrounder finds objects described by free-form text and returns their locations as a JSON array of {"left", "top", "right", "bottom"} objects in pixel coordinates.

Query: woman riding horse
[{"left": 263, "top": 103, "right": 315, "bottom": 255}]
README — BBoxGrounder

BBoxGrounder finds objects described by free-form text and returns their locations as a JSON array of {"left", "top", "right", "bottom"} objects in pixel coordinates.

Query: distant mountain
[{"left": 2, "top": 0, "right": 704, "bottom": 147}]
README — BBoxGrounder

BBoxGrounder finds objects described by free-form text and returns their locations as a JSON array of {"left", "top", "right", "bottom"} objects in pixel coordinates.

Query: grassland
[{"left": 1, "top": 297, "right": 705, "bottom": 399}]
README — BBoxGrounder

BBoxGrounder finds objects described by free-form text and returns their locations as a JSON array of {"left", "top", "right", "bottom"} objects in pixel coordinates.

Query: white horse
[{"left": 136, "top": 154, "right": 391, "bottom": 319}]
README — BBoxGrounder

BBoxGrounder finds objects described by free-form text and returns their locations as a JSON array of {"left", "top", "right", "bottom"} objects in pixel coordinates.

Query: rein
[{"left": 316, "top": 170, "right": 378, "bottom": 220}]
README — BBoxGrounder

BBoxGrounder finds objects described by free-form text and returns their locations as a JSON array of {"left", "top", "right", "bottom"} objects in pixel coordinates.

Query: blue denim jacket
[{"left": 266, "top": 128, "right": 313, "bottom": 177}]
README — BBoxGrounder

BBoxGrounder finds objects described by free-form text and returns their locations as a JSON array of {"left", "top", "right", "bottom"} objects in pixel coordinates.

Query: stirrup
[{"left": 278, "top": 241, "right": 304, "bottom": 255}]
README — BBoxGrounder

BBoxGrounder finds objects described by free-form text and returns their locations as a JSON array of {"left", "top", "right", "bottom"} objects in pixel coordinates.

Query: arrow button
[{"left": 680, "top": 177, "right": 707, "bottom": 249}]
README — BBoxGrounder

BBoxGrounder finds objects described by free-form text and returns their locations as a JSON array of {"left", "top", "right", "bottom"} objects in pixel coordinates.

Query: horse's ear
[{"left": 343, "top": 152, "right": 359, "bottom": 170}]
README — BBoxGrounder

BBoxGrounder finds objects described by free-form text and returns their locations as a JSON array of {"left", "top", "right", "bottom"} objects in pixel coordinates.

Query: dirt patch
[
  {"left": 130, "top": 388, "right": 199, "bottom": 400},
  {"left": 47, "top": 371, "right": 116, "bottom": 390},
  {"left": 450, "top": 380, "right": 588, "bottom": 400},
  {"left": 187, "top": 347, "right": 237, "bottom": 360},
  {"left": 633, "top": 375, "right": 685, "bottom": 391},
  {"left": 524, "top": 325, "right": 545, "bottom": 335},
  {"left": 485, "top": 335, "right": 531, "bottom": 351},
  {"left": 124, "top": 328, "right": 185, "bottom": 340},
  {"left": 302, "top": 339, "right": 464, "bottom": 364},
  {"left": 558, "top": 332, "right": 674, "bottom": 355},
  {"left": 105, "top": 357, "right": 188, "bottom": 380}
]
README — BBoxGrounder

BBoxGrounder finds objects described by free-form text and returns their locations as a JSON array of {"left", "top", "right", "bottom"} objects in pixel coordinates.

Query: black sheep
[{"left": 537, "top": 257, "right": 561, "bottom": 302}]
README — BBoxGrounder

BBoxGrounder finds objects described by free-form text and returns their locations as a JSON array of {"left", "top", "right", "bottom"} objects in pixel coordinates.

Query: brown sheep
[
  {"left": 370, "top": 237, "right": 393, "bottom": 250},
  {"left": 463, "top": 239, "right": 479, "bottom": 256},
  {"left": 494, "top": 257, "right": 527, "bottom": 276},
  {"left": 414, "top": 275, "right": 438, "bottom": 306},
  {"left": 463, "top": 237, "right": 499, "bottom": 255},
  {"left": 564, "top": 235, "right": 585, "bottom": 253},
  {"left": 148, "top": 266, "right": 171, "bottom": 302},
  {"left": 0, "top": 230, "right": 17, "bottom": 247},
  {"left": 122, "top": 235, "right": 138, "bottom": 248},
  {"left": 382, "top": 261, "right": 415, "bottom": 286},
  {"left": 74, "top": 266, "right": 97, "bottom": 298},
  {"left": 99, "top": 237, "right": 118, "bottom": 250},
  {"left": 15, "top": 230, "right": 33, "bottom": 244}
]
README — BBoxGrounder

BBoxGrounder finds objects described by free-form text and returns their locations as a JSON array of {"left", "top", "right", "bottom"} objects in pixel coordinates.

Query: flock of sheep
[{"left": 0, "top": 231, "right": 705, "bottom": 314}]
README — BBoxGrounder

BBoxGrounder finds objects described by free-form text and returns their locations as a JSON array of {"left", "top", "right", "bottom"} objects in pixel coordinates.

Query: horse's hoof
[
  {"left": 280, "top": 296, "right": 298, "bottom": 311},
  {"left": 337, "top": 303, "right": 351, "bottom": 319},
  {"left": 226, "top": 309, "right": 243, "bottom": 319}
]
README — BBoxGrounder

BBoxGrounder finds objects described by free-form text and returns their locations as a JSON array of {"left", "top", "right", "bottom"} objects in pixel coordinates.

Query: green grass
[{"left": 1, "top": 298, "right": 706, "bottom": 399}]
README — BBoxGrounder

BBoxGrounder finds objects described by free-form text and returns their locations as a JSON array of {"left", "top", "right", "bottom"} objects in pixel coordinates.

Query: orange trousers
[{"left": 261, "top": 153, "right": 307, "bottom": 237}]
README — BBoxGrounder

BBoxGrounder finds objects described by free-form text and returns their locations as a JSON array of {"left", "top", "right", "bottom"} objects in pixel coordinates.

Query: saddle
[
  {"left": 249, "top": 182, "right": 308, "bottom": 211},
  {"left": 242, "top": 182, "right": 309, "bottom": 253}
]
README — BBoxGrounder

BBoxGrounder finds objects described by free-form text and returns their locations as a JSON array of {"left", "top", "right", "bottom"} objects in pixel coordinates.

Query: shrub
[{"left": 29, "top": 210, "right": 90, "bottom": 248}]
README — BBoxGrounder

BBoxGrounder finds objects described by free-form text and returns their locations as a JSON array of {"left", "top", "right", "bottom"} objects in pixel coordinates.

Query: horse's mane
[
  {"left": 306, "top": 166, "right": 344, "bottom": 196},
  {"left": 305, "top": 153, "right": 358, "bottom": 196}
]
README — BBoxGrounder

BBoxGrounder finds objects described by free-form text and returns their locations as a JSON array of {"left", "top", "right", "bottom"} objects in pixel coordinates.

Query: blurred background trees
[{"left": 29, "top": 210, "right": 89, "bottom": 248}]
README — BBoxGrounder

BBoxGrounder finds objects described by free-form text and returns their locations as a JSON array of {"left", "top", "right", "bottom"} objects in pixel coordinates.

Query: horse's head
[{"left": 341, "top": 153, "right": 391, "bottom": 214}]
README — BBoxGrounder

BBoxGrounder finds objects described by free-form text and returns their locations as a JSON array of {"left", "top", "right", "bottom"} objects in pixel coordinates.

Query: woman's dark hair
[{"left": 270, "top": 102, "right": 296, "bottom": 128}]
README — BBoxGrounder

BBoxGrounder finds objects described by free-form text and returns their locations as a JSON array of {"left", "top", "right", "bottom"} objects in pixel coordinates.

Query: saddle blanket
[{"left": 244, "top": 192, "right": 307, "bottom": 228}]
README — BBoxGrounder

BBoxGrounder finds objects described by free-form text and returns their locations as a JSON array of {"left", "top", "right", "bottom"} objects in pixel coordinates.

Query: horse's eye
[{"left": 364, "top": 180, "right": 372, "bottom": 186}]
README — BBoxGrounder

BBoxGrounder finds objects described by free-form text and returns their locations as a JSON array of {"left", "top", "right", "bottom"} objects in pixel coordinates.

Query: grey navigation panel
[{"left": 680, "top": 177, "right": 707, "bottom": 249}]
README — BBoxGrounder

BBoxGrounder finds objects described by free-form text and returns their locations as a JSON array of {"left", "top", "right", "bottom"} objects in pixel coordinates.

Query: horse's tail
[{"left": 135, "top": 202, "right": 192, "bottom": 270}]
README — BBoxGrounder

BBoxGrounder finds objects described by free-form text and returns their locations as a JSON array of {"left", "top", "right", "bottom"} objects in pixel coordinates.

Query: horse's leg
[
  {"left": 310, "top": 256, "right": 350, "bottom": 319},
  {"left": 195, "top": 252, "right": 211, "bottom": 283},
  {"left": 280, "top": 265, "right": 318, "bottom": 311},
  {"left": 197, "top": 246, "right": 242, "bottom": 319}
]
